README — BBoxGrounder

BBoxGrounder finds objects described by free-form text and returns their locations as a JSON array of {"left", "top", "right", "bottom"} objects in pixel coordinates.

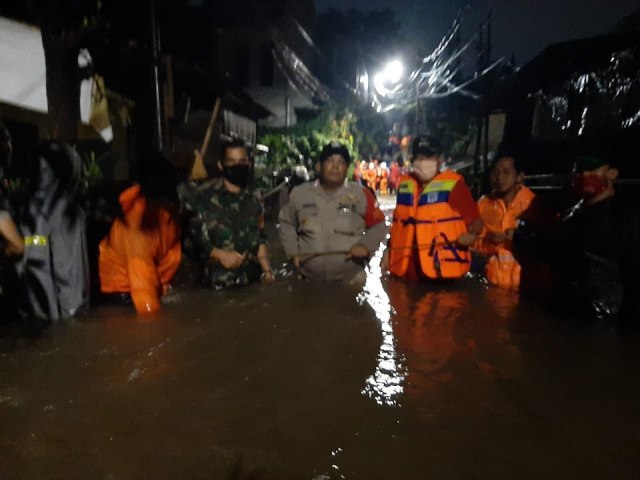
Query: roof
[
  {"left": 172, "top": 61, "right": 272, "bottom": 120},
  {"left": 496, "top": 29, "right": 640, "bottom": 103}
]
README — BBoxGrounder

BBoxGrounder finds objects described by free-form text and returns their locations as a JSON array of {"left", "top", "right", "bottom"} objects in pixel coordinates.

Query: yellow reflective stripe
[
  {"left": 398, "top": 181, "right": 415, "bottom": 194},
  {"left": 423, "top": 179, "right": 457, "bottom": 193},
  {"left": 24, "top": 235, "right": 48, "bottom": 246}
]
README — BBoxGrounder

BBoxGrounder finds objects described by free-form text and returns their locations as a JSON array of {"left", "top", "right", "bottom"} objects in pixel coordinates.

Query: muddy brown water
[{"left": 2, "top": 200, "right": 640, "bottom": 479}]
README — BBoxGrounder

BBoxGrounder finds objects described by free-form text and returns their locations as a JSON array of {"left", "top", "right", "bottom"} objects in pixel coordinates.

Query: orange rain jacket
[
  {"left": 99, "top": 185, "right": 181, "bottom": 315},
  {"left": 389, "top": 172, "right": 471, "bottom": 279},
  {"left": 476, "top": 185, "right": 535, "bottom": 290}
]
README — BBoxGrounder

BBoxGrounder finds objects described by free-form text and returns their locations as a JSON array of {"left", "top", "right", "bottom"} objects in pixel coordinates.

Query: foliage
[
  {"left": 258, "top": 105, "right": 360, "bottom": 172},
  {"left": 82, "top": 150, "right": 103, "bottom": 189}
]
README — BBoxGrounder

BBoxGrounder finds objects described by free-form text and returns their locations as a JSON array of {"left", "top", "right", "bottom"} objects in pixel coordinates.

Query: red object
[
  {"left": 570, "top": 174, "right": 608, "bottom": 200},
  {"left": 362, "top": 187, "right": 386, "bottom": 227},
  {"left": 448, "top": 181, "right": 481, "bottom": 226}
]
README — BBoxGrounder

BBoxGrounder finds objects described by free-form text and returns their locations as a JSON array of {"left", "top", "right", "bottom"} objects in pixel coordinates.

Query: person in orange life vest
[
  {"left": 382, "top": 135, "right": 483, "bottom": 280},
  {"left": 378, "top": 161, "right": 389, "bottom": 195},
  {"left": 475, "top": 154, "right": 535, "bottom": 290},
  {"left": 388, "top": 157, "right": 401, "bottom": 194},
  {"left": 353, "top": 160, "right": 361, "bottom": 184},
  {"left": 99, "top": 154, "right": 181, "bottom": 316},
  {"left": 364, "top": 161, "right": 378, "bottom": 192}
]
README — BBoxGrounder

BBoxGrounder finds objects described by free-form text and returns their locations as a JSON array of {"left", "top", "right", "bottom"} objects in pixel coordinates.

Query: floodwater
[{"left": 2, "top": 198, "right": 640, "bottom": 480}]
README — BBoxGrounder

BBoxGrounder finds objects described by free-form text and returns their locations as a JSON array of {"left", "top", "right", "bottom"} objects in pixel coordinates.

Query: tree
[{"left": 259, "top": 104, "right": 360, "bottom": 171}]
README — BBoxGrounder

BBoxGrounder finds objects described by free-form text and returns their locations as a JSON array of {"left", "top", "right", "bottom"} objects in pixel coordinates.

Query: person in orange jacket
[
  {"left": 383, "top": 136, "right": 483, "bottom": 280},
  {"left": 99, "top": 155, "right": 181, "bottom": 315},
  {"left": 475, "top": 154, "right": 535, "bottom": 290},
  {"left": 363, "top": 161, "right": 378, "bottom": 192}
]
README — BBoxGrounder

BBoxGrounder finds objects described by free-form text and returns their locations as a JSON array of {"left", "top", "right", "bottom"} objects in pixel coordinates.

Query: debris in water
[{"left": 128, "top": 368, "right": 142, "bottom": 382}]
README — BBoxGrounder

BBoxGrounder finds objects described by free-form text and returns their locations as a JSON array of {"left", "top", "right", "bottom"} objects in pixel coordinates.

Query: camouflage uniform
[{"left": 179, "top": 178, "right": 266, "bottom": 289}]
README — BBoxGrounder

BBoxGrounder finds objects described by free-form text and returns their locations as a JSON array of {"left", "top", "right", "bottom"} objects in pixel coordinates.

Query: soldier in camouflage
[{"left": 179, "top": 139, "right": 273, "bottom": 289}]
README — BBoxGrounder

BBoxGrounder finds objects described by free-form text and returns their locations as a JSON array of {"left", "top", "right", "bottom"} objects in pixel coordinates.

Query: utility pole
[
  {"left": 472, "top": 13, "right": 492, "bottom": 195},
  {"left": 150, "top": 0, "right": 165, "bottom": 151},
  {"left": 415, "top": 84, "right": 421, "bottom": 134}
]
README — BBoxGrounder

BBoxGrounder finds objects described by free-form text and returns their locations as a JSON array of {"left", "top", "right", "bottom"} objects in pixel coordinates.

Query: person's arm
[
  {"left": 277, "top": 190, "right": 301, "bottom": 265},
  {"left": 0, "top": 213, "right": 24, "bottom": 257},
  {"left": 157, "top": 211, "right": 182, "bottom": 291},
  {"left": 257, "top": 243, "right": 274, "bottom": 282},
  {"left": 351, "top": 187, "right": 387, "bottom": 258},
  {"left": 449, "top": 182, "right": 483, "bottom": 247}
]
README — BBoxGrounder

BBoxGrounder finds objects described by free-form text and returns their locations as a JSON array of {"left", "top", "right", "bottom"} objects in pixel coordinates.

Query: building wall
[{"left": 211, "top": 0, "right": 319, "bottom": 128}]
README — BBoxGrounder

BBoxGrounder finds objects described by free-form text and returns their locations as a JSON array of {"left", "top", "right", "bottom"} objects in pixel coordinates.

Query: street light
[
  {"left": 383, "top": 60, "right": 403, "bottom": 84},
  {"left": 373, "top": 59, "right": 404, "bottom": 98}
]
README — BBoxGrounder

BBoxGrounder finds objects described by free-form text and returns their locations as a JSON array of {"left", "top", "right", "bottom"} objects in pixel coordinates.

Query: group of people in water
[
  {"left": 1, "top": 122, "right": 638, "bottom": 329},
  {"left": 353, "top": 158, "right": 402, "bottom": 196}
]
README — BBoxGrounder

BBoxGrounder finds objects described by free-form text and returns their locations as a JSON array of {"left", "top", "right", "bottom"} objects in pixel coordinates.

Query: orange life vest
[
  {"left": 476, "top": 185, "right": 535, "bottom": 290},
  {"left": 389, "top": 172, "right": 470, "bottom": 279}
]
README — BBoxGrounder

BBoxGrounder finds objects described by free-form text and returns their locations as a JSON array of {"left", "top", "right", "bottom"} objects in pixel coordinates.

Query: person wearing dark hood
[
  {"left": 551, "top": 156, "right": 640, "bottom": 323},
  {"left": 15, "top": 142, "right": 90, "bottom": 323},
  {"left": 179, "top": 138, "right": 273, "bottom": 289}
]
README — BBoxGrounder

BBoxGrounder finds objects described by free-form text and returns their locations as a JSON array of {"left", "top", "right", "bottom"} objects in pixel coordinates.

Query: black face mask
[{"left": 222, "top": 164, "right": 250, "bottom": 188}]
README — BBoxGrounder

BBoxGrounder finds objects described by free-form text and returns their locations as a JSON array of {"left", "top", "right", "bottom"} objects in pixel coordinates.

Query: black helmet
[
  {"left": 412, "top": 135, "right": 442, "bottom": 158},
  {"left": 319, "top": 141, "right": 351, "bottom": 164}
]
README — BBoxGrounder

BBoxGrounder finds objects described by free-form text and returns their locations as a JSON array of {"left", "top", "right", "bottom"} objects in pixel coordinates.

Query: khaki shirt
[{"left": 278, "top": 180, "right": 387, "bottom": 281}]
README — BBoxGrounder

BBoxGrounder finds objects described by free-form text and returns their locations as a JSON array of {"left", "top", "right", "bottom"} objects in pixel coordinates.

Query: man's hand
[
  {"left": 486, "top": 231, "right": 507, "bottom": 244},
  {"left": 456, "top": 233, "right": 477, "bottom": 247},
  {"left": 261, "top": 270, "right": 275, "bottom": 283},
  {"left": 211, "top": 248, "right": 246, "bottom": 269},
  {"left": 349, "top": 243, "right": 370, "bottom": 260},
  {"left": 291, "top": 255, "right": 301, "bottom": 269}
]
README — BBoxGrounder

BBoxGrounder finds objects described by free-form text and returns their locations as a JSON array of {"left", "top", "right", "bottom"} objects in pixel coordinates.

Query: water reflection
[
  {"left": 386, "top": 281, "right": 468, "bottom": 396},
  {"left": 358, "top": 245, "right": 405, "bottom": 406}
]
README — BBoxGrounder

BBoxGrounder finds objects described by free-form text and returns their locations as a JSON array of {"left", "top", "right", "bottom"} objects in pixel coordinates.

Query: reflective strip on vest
[
  {"left": 397, "top": 181, "right": 415, "bottom": 206},
  {"left": 24, "top": 235, "right": 48, "bottom": 246},
  {"left": 418, "top": 179, "right": 457, "bottom": 206},
  {"left": 422, "top": 179, "right": 457, "bottom": 193}
]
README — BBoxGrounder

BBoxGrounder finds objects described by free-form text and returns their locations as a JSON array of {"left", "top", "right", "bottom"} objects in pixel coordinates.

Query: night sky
[{"left": 314, "top": 0, "right": 639, "bottom": 66}]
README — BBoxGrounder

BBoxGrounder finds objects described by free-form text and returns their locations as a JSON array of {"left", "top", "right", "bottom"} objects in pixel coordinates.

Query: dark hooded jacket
[{"left": 16, "top": 142, "right": 89, "bottom": 321}]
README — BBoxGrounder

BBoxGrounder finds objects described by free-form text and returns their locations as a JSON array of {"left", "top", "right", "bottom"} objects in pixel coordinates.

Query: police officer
[{"left": 278, "top": 142, "right": 386, "bottom": 282}]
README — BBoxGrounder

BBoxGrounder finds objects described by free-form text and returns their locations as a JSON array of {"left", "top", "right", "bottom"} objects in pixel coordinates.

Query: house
[
  {"left": 495, "top": 29, "right": 640, "bottom": 176},
  {"left": 204, "top": 0, "right": 329, "bottom": 128}
]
